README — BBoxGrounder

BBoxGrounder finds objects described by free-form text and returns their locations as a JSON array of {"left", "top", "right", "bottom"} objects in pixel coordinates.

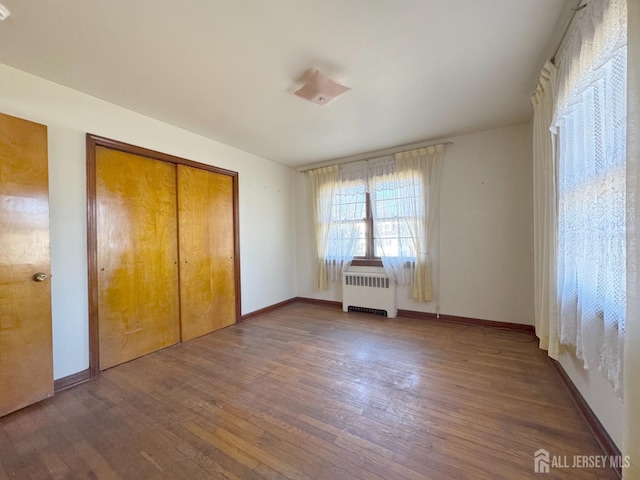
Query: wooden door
[
  {"left": 96, "top": 147, "right": 180, "bottom": 370},
  {"left": 177, "top": 165, "right": 236, "bottom": 341},
  {"left": 0, "top": 113, "right": 53, "bottom": 417}
]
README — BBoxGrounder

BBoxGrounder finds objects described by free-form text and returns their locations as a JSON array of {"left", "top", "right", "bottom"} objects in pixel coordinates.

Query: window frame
[
  {"left": 350, "top": 192, "right": 383, "bottom": 266},
  {"left": 329, "top": 166, "right": 422, "bottom": 267}
]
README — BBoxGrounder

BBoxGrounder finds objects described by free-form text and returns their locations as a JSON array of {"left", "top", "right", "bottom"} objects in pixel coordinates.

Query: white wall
[
  {"left": 558, "top": 348, "right": 624, "bottom": 449},
  {"left": 0, "top": 63, "right": 297, "bottom": 380},
  {"left": 296, "top": 123, "right": 535, "bottom": 325}
]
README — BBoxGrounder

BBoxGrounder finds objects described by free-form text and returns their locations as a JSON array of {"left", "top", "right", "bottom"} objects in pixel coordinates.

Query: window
[
  {"left": 327, "top": 171, "right": 420, "bottom": 266},
  {"left": 309, "top": 145, "right": 444, "bottom": 301}
]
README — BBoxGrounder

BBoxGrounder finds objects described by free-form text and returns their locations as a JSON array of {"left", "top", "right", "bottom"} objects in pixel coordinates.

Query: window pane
[
  {"left": 371, "top": 175, "right": 420, "bottom": 259},
  {"left": 353, "top": 236, "right": 366, "bottom": 257},
  {"left": 374, "top": 237, "right": 414, "bottom": 258},
  {"left": 328, "top": 180, "right": 367, "bottom": 259}
]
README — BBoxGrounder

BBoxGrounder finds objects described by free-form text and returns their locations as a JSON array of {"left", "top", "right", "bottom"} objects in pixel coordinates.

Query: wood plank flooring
[{"left": 0, "top": 303, "right": 616, "bottom": 479}]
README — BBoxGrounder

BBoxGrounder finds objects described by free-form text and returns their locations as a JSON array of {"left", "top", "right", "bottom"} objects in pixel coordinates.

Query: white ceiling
[{"left": 0, "top": 1, "right": 568, "bottom": 167}]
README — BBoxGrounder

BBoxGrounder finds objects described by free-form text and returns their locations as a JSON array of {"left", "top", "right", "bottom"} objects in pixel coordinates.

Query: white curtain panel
[
  {"left": 307, "top": 165, "right": 338, "bottom": 290},
  {"left": 553, "top": 0, "right": 627, "bottom": 396},
  {"left": 325, "top": 163, "right": 368, "bottom": 281},
  {"left": 532, "top": 60, "right": 560, "bottom": 359},
  {"left": 389, "top": 145, "right": 444, "bottom": 302},
  {"left": 367, "top": 156, "right": 416, "bottom": 286},
  {"left": 624, "top": 0, "right": 639, "bottom": 475}
]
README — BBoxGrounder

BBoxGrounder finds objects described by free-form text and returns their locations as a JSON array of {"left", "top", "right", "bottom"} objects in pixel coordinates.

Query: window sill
[{"left": 350, "top": 258, "right": 384, "bottom": 267}]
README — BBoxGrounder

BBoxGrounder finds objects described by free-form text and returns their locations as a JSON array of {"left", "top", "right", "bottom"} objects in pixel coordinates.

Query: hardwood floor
[{"left": 0, "top": 303, "right": 616, "bottom": 479}]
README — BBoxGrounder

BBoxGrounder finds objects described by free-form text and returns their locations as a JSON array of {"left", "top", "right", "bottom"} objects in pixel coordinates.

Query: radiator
[{"left": 342, "top": 273, "right": 397, "bottom": 318}]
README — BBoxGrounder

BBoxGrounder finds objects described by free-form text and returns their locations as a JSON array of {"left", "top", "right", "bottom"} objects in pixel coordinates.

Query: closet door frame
[{"left": 86, "top": 134, "right": 241, "bottom": 377}]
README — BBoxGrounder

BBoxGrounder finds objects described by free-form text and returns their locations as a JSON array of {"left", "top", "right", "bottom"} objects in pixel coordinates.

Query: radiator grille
[
  {"left": 347, "top": 306, "right": 388, "bottom": 316},
  {"left": 344, "top": 274, "right": 390, "bottom": 288}
]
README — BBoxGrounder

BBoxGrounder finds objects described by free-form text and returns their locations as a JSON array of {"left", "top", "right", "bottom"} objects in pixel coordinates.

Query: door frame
[{"left": 86, "top": 134, "right": 241, "bottom": 377}]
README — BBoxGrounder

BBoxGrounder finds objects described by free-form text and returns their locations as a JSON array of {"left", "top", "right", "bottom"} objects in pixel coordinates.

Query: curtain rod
[
  {"left": 551, "top": 0, "right": 587, "bottom": 64},
  {"left": 299, "top": 141, "right": 453, "bottom": 173}
]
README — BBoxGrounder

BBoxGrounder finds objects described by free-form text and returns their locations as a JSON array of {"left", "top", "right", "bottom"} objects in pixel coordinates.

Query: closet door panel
[
  {"left": 96, "top": 147, "right": 180, "bottom": 370},
  {"left": 178, "top": 165, "right": 235, "bottom": 341}
]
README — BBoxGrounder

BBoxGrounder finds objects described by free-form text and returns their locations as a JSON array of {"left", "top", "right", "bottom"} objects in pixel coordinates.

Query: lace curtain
[
  {"left": 624, "top": 0, "right": 639, "bottom": 474},
  {"left": 552, "top": 0, "right": 627, "bottom": 395},
  {"left": 325, "top": 163, "right": 367, "bottom": 282},
  {"left": 366, "top": 157, "right": 416, "bottom": 285}
]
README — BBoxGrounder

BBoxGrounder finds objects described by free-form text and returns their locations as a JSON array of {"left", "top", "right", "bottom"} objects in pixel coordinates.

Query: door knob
[{"left": 32, "top": 272, "right": 48, "bottom": 282}]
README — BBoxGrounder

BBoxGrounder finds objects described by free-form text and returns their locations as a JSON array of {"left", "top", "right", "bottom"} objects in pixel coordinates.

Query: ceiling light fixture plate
[{"left": 295, "top": 70, "right": 350, "bottom": 106}]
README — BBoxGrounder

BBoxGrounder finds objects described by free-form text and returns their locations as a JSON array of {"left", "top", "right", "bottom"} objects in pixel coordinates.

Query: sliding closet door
[
  {"left": 0, "top": 113, "right": 53, "bottom": 416},
  {"left": 96, "top": 147, "right": 180, "bottom": 370},
  {"left": 177, "top": 165, "right": 236, "bottom": 341}
]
